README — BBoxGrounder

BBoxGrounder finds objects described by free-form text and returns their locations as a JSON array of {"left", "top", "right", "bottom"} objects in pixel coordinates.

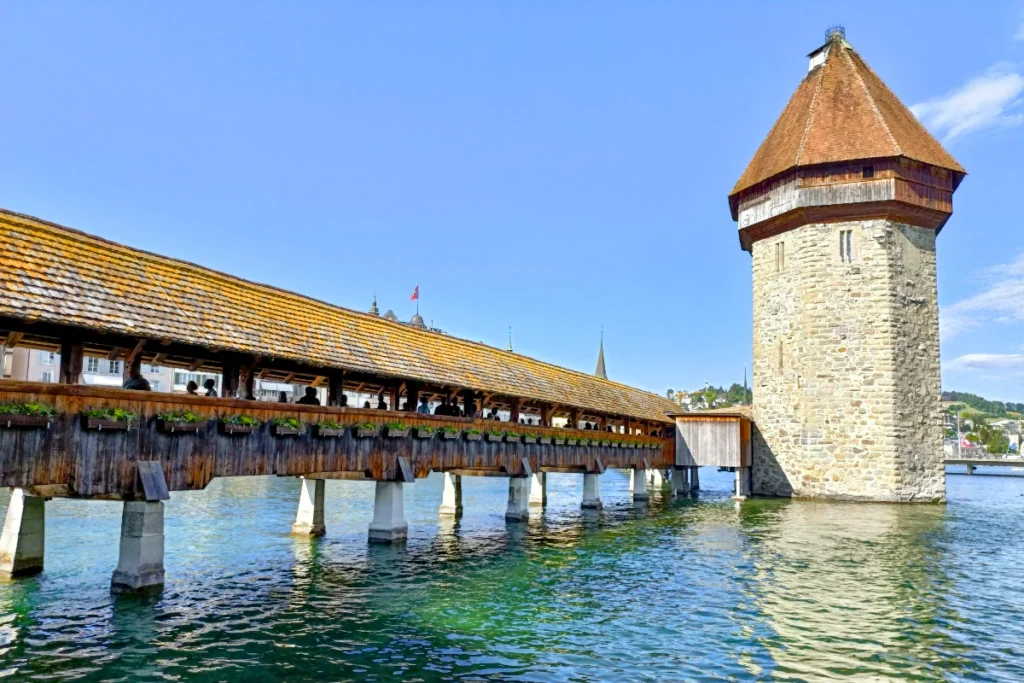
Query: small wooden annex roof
[
  {"left": 0, "top": 209, "right": 678, "bottom": 423},
  {"left": 730, "top": 32, "right": 965, "bottom": 203}
]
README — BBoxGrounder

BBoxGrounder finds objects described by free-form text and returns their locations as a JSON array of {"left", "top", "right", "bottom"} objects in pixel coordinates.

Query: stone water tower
[{"left": 728, "top": 29, "right": 965, "bottom": 501}]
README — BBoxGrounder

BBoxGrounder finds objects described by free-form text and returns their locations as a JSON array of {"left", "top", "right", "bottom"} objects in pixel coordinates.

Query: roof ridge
[
  {"left": 0, "top": 208, "right": 677, "bottom": 413},
  {"left": 794, "top": 57, "right": 826, "bottom": 166},
  {"left": 842, "top": 44, "right": 901, "bottom": 156}
]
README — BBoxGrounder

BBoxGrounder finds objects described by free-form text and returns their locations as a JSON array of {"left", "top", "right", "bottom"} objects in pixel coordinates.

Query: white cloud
[
  {"left": 910, "top": 63, "right": 1024, "bottom": 141},
  {"left": 946, "top": 353, "right": 1024, "bottom": 372},
  {"left": 941, "top": 253, "right": 1024, "bottom": 340}
]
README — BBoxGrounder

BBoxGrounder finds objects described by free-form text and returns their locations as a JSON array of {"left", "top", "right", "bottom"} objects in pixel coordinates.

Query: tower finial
[
  {"left": 369, "top": 291, "right": 379, "bottom": 316},
  {"left": 507, "top": 326, "right": 513, "bottom": 352}
]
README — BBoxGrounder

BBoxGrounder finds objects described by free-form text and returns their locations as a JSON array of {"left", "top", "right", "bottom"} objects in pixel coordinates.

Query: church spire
[
  {"left": 369, "top": 292, "right": 379, "bottom": 316},
  {"left": 594, "top": 331, "right": 607, "bottom": 380}
]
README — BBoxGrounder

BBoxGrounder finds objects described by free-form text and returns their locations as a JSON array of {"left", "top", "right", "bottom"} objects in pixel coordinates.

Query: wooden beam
[
  {"left": 188, "top": 359, "right": 203, "bottom": 371},
  {"left": 59, "top": 339, "right": 84, "bottom": 385},
  {"left": 124, "top": 339, "right": 146, "bottom": 366},
  {"left": 328, "top": 370, "right": 344, "bottom": 407},
  {"left": 282, "top": 372, "right": 295, "bottom": 384},
  {"left": 152, "top": 353, "right": 167, "bottom": 365},
  {"left": 5, "top": 332, "right": 23, "bottom": 347},
  {"left": 510, "top": 397, "right": 520, "bottom": 424},
  {"left": 221, "top": 361, "right": 239, "bottom": 399},
  {"left": 106, "top": 347, "right": 123, "bottom": 361}
]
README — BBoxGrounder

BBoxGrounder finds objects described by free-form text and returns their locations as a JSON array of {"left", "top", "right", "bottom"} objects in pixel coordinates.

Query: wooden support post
[
  {"left": 597, "top": 415, "right": 607, "bottom": 431},
  {"left": 123, "top": 340, "right": 146, "bottom": 383},
  {"left": 244, "top": 370, "right": 256, "bottom": 400},
  {"left": 406, "top": 382, "right": 421, "bottom": 413},
  {"left": 510, "top": 397, "right": 520, "bottom": 424},
  {"left": 388, "top": 385, "right": 399, "bottom": 411},
  {"left": 542, "top": 404, "right": 555, "bottom": 427},
  {"left": 221, "top": 361, "right": 239, "bottom": 399},
  {"left": 569, "top": 408, "right": 580, "bottom": 430},
  {"left": 461, "top": 389, "right": 476, "bottom": 418},
  {"left": 59, "top": 339, "right": 84, "bottom": 385},
  {"left": 328, "top": 371, "right": 344, "bottom": 407}
]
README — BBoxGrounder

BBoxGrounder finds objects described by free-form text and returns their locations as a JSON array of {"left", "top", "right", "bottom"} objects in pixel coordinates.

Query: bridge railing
[{"left": 0, "top": 380, "right": 673, "bottom": 499}]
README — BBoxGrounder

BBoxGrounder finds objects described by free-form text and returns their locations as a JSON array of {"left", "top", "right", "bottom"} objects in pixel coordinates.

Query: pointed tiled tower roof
[
  {"left": 729, "top": 30, "right": 964, "bottom": 207},
  {"left": 594, "top": 334, "right": 607, "bottom": 380}
]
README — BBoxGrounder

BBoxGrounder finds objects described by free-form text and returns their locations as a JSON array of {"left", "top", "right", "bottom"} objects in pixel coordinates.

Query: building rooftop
[
  {"left": 729, "top": 31, "right": 965, "bottom": 201},
  {"left": 0, "top": 209, "right": 678, "bottom": 423}
]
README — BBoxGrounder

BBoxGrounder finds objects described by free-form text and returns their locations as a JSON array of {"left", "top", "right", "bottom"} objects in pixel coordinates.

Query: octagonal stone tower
[{"left": 729, "top": 30, "right": 965, "bottom": 502}]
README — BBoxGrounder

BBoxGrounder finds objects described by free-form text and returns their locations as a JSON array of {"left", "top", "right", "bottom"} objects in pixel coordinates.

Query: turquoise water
[{"left": 1, "top": 467, "right": 1023, "bottom": 681}]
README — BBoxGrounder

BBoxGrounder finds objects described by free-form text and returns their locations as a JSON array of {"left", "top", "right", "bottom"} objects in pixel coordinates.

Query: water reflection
[{"left": 742, "top": 500, "right": 978, "bottom": 681}]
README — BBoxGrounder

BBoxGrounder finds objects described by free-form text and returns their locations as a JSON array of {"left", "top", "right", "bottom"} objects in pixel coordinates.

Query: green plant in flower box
[
  {"left": 157, "top": 409, "right": 205, "bottom": 424},
  {"left": 221, "top": 414, "right": 261, "bottom": 427},
  {"left": 0, "top": 401, "right": 58, "bottom": 417},
  {"left": 83, "top": 407, "right": 139, "bottom": 425}
]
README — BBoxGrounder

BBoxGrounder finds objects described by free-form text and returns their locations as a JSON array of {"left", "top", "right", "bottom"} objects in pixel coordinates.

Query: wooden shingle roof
[
  {"left": 0, "top": 209, "right": 678, "bottom": 423},
  {"left": 730, "top": 34, "right": 964, "bottom": 199}
]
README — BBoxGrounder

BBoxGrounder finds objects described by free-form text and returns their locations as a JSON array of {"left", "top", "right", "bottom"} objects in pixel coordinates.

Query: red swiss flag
[{"left": 410, "top": 285, "right": 419, "bottom": 301}]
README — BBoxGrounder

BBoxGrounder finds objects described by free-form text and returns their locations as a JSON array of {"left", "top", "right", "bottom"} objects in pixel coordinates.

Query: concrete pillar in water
[
  {"left": 632, "top": 468, "right": 649, "bottom": 501},
  {"left": 439, "top": 472, "right": 462, "bottom": 517},
  {"left": 505, "top": 477, "right": 529, "bottom": 522},
  {"left": 111, "top": 501, "right": 165, "bottom": 593},
  {"left": 529, "top": 472, "right": 547, "bottom": 508},
  {"left": 671, "top": 468, "right": 689, "bottom": 497},
  {"left": 690, "top": 467, "right": 700, "bottom": 492},
  {"left": 0, "top": 489, "right": 45, "bottom": 577},
  {"left": 582, "top": 473, "right": 602, "bottom": 509},
  {"left": 966, "top": 464, "right": 975, "bottom": 475},
  {"left": 292, "top": 477, "right": 326, "bottom": 536},
  {"left": 628, "top": 469, "right": 634, "bottom": 492},
  {"left": 732, "top": 467, "right": 751, "bottom": 501},
  {"left": 368, "top": 482, "right": 408, "bottom": 543},
  {"left": 650, "top": 468, "right": 665, "bottom": 489}
]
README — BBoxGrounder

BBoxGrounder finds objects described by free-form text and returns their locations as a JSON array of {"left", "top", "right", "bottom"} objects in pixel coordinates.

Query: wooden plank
[{"left": 136, "top": 460, "right": 170, "bottom": 501}]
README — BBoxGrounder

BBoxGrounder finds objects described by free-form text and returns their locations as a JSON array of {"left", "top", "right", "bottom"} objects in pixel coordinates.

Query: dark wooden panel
[{"left": 0, "top": 380, "right": 673, "bottom": 498}]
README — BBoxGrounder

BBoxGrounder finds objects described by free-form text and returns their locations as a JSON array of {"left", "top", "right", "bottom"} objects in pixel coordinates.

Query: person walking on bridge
[
  {"left": 123, "top": 366, "right": 151, "bottom": 391},
  {"left": 203, "top": 379, "right": 217, "bottom": 397},
  {"left": 297, "top": 387, "right": 320, "bottom": 406}
]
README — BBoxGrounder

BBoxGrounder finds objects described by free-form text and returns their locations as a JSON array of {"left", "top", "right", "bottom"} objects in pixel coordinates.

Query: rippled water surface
[{"left": 1, "top": 466, "right": 1022, "bottom": 681}]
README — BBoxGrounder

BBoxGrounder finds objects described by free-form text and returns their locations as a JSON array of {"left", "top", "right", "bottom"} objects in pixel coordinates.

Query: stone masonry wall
[{"left": 751, "top": 219, "right": 945, "bottom": 502}]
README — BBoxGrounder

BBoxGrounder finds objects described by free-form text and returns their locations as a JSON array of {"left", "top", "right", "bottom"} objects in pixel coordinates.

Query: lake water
[{"left": 1, "top": 466, "right": 1023, "bottom": 682}]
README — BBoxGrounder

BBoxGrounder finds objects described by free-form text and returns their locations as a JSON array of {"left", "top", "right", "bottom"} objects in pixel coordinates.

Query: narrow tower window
[
  {"left": 775, "top": 241, "right": 786, "bottom": 272},
  {"left": 839, "top": 230, "right": 853, "bottom": 262}
]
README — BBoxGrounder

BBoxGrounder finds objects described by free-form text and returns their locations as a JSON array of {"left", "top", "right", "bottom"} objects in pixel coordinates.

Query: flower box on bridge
[
  {"left": 0, "top": 414, "right": 52, "bottom": 429},
  {"left": 271, "top": 423, "right": 303, "bottom": 437},
  {"left": 413, "top": 427, "right": 435, "bottom": 439},
  {"left": 314, "top": 425, "right": 345, "bottom": 438},
  {"left": 384, "top": 426, "right": 409, "bottom": 439},
  {"left": 538, "top": 437, "right": 551, "bottom": 445},
  {"left": 523, "top": 435, "right": 538, "bottom": 444},
  {"left": 484, "top": 432, "right": 503, "bottom": 443},
  {"left": 355, "top": 425, "right": 378, "bottom": 439},
  {"left": 83, "top": 417, "right": 131, "bottom": 432},
  {"left": 463, "top": 430, "right": 482, "bottom": 441},
  {"left": 157, "top": 419, "right": 202, "bottom": 435},
  {"left": 438, "top": 428, "right": 461, "bottom": 440}
]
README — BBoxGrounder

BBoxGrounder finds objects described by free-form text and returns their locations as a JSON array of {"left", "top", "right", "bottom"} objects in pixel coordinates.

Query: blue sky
[{"left": 1, "top": 3, "right": 1022, "bottom": 402}]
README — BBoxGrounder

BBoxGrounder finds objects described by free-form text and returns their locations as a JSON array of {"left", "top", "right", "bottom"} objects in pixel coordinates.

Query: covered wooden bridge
[{"left": 0, "top": 209, "right": 686, "bottom": 591}]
